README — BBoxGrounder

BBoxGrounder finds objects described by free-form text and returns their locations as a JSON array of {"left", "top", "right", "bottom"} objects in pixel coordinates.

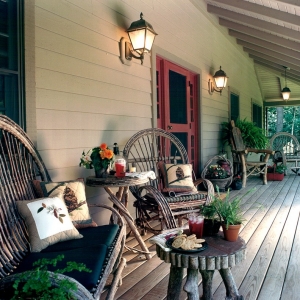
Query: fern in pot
[{"left": 209, "top": 189, "right": 248, "bottom": 241}]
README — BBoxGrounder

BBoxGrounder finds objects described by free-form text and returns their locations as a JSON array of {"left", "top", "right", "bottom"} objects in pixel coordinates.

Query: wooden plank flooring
[{"left": 101, "top": 174, "right": 300, "bottom": 300}]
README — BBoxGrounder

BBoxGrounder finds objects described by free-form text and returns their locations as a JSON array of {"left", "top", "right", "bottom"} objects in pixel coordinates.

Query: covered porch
[{"left": 102, "top": 174, "right": 300, "bottom": 300}]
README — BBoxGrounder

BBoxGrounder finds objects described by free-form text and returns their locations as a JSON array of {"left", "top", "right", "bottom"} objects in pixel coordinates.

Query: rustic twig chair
[
  {"left": 0, "top": 115, "right": 126, "bottom": 300},
  {"left": 123, "top": 128, "right": 214, "bottom": 235},
  {"left": 269, "top": 132, "right": 300, "bottom": 174},
  {"left": 230, "top": 120, "right": 274, "bottom": 187}
]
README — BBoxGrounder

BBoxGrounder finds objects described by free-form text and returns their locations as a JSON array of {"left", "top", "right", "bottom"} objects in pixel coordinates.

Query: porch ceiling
[{"left": 203, "top": 0, "right": 300, "bottom": 104}]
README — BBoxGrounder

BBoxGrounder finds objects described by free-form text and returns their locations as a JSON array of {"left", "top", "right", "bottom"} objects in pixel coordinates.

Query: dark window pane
[
  {"left": 253, "top": 103, "right": 262, "bottom": 128},
  {"left": 169, "top": 70, "right": 187, "bottom": 124},
  {"left": 172, "top": 132, "right": 188, "bottom": 164},
  {"left": 0, "top": 73, "right": 19, "bottom": 123},
  {"left": 230, "top": 93, "right": 239, "bottom": 122}
]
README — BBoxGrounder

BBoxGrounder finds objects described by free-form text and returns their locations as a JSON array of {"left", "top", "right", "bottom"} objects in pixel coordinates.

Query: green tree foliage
[{"left": 267, "top": 106, "right": 300, "bottom": 139}]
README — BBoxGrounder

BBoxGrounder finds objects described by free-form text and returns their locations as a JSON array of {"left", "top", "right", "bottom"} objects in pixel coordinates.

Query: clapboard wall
[{"left": 24, "top": 0, "right": 262, "bottom": 221}]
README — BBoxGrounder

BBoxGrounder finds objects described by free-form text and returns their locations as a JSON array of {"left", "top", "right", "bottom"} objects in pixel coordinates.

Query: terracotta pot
[
  {"left": 222, "top": 223, "right": 241, "bottom": 242},
  {"left": 203, "top": 219, "right": 221, "bottom": 236},
  {"left": 267, "top": 173, "right": 284, "bottom": 181}
]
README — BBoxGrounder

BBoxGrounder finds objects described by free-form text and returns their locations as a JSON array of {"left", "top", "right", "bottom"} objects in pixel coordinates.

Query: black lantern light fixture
[
  {"left": 208, "top": 66, "right": 228, "bottom": 95},
  {"left": 281, "top": 66, "right": 291, "bottom": 101},
  {"left": 120, "top": 13, "right": 158, "bottom": 65}
]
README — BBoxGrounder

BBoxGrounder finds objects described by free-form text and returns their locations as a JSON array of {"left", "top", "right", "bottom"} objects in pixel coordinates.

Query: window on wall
[
  {"left": 252, "top": 103, "right": 263, "bottom": 128},
  {"left": 0, "top": 0, "right": 24, "bottom": 126},
  {"left": 230, "top": 93, "right": 239, "bottom": 122}
]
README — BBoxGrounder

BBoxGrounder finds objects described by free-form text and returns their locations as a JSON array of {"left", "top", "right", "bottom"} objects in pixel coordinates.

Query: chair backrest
[
  {"left": 230, "top": 120, "right": 245, "bottom": 151},
  {"left": 0, "top": 115, "right": 51, "bottom": 277},
  {"left": 123, "top": 128, "right": 190, "bottom": 191},
  {"left": 270, "top": 132, "right": 300, "bottom": 155}
]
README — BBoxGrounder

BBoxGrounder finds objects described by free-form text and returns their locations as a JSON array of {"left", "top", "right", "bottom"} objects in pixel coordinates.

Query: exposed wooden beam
[
  {"left": 231, "top": 32, "right": 300, "bottom": 61},
  {"left": 254, "top": 60, "right": 300, "bottom": 81},
  {"left": 271, "top": 0, "right": 300, "bottom": 7},
  {"left": 265, "top": 100, "right": 300, "bottom": 105},
  {"left": 208, "top": 4, "right": 300, "bottom": 42},
  {"left": 244, "top": 47, "right": 300, "bottom": 71},
  {"left": 210, "top": 0, "right": 300, "bottom": 27},
  {"left": 238, "top": 41, "right": 300, "bottom": 65},
  {"left": 227, "top": 26, "right": 300, "bottom": 53}
]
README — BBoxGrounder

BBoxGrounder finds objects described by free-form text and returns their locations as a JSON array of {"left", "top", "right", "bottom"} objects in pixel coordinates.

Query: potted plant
[
  {"left": 267, "top": 164, "right": 287, "bottom": 181},
  {"left": 202, "top": 155, "right": 233, "bottom": 192},
  {"left": 208, "top": 188, "right": 251, "bottom": 241},
  {"left": 7, "top": 254, "right": 91, "bottom": 300},
  {"left": 222, "top": 118, "right": 269, "bottom": 149},
  {"left": 199, "top": 202, "right": 221, "bottom": 236},
  {"left": 79, "top": 143, "right": 115, "bottom": 178}
]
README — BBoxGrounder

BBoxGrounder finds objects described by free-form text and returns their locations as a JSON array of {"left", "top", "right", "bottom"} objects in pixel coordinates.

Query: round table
[
  {"left": 86, "top": 175, "right": 152, "bottom": 259},
  {"left": 156, "top": 232, "right": 246, "bottom": 300}
]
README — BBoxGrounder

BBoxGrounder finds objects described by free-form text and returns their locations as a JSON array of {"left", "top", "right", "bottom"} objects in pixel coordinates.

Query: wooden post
[{"left": 167, "top": 265, "right": 184, "bottom": 300}]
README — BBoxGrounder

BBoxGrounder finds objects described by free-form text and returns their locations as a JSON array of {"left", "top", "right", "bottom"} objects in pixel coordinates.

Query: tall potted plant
[
  {"left": 209, "top": 188, "right": 251, "bottom": 241},
  {"left": 221, "top": 118, "right": 269, "bottom": 149}
]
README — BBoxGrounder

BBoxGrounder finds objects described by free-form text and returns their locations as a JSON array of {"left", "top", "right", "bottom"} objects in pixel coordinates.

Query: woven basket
[{"left": 201, "top": 155, "right": 233, "bottom": 192}]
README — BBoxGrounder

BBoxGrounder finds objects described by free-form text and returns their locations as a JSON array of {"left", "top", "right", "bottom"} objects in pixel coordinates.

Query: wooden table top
[
  {"left": 86, "top": 175, "right": 149, "bottom": 187},
  {"left": 156, "top": 232, "right": 246, "bottom": 270}
]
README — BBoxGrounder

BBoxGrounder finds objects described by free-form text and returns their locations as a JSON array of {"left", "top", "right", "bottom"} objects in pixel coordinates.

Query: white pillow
[{"left": 17, "top": 196, "right": 83, "bottom": 252}]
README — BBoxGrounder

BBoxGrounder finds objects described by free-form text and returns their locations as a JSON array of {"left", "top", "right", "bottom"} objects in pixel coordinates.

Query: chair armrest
[
  {"left": 246, "top": 148, "right": 275, "bottom": 155},
  {"left": 88, "top": 204, "right": 125, "bottom": 227},
  {"left": 137, "top": 185, "right": 177, "bottom": 229},
  {"left": 193, "top": 178, "right": 215, "bottom": 203},
  {"left": 232, "top": 149, "right": 247, "bottom": 155},
  {"left": 0, "top": 271, "right": 94, "bottom": 300}
]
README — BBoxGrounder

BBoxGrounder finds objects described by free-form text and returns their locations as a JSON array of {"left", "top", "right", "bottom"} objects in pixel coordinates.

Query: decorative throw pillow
[
  {"left": 16, "top": 196, "right": 83, "bottom": 252},
  {"left": 38, "top": 180, "right": 97, "bottom": 229},
  {"left": 157, "top": 161, "right": 197, "bottom": 193}
]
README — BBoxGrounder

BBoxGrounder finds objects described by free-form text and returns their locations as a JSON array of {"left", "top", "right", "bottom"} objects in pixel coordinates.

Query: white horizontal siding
[{"left": 28, "top": 0, "right": 264, "bottom": 219}]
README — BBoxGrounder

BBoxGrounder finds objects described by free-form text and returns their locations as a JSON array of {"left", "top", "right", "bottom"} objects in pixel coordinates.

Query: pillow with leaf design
[
  {"left": 17, "top": 196, "right": 83, "bottom": 252},
  {"left": 37, "top": 180, "right": 97, "bottom": 229},
  {"left": 157, "top": 161, "right": 197, "bottom": 193}
]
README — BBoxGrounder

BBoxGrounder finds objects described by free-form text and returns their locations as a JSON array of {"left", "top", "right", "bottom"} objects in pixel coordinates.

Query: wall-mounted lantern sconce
[
  {"left": 120, "top": 13, "right": 158, "bottom": 65},
  {"left": 281, "top": 66, "right": 291, "bottom": 101},
  {"left": 208, "top": 66, "right": 228, "bottom": 95}
]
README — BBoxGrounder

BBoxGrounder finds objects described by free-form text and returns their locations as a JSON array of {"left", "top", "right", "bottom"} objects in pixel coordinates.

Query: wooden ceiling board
[{"left": 204, "top": 0, "right": 300, "bottom": 102}]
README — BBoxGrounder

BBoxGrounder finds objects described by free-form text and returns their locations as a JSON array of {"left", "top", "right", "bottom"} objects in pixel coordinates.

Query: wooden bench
[{"left": 0, "top": 115, "right": 126, "bottom": 300}]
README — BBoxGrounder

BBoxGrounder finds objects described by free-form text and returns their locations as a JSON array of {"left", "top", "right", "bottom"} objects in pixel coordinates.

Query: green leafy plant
[
  {"left": 267, "top": 164, "right": 287, "bottom": 174},
  {"left": 199, "top": 202, "right": 219, "bottom": 221},
  {"left": 208, "top": 187, "right": 254, "bottom": 229},
  {"left": 222, "top": 118, "right": 269, "bottom": 149},
  {"left": 12, "top": 254, "right": 91, "bottom": 300}
]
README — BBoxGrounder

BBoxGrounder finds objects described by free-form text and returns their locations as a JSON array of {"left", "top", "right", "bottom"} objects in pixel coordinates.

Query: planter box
[{"left": 267, "top": 173, "right": 284, "bottom": 181}]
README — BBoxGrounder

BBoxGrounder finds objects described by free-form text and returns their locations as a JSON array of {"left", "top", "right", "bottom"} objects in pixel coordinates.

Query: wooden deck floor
[{"left": 101, "top": 174, "right": 300, "bottom": 300}]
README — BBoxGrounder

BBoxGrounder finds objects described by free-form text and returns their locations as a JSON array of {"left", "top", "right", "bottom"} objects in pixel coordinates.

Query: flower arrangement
[
  {"left": 205, "top": 164, "right": 230, "bottom": 179},
  {"left": 79, "top": 143, "right": 114, "bottom": 171}
]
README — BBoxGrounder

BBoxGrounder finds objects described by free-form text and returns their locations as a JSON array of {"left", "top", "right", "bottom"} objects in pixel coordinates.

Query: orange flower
[
  {"left": 103, "top": 149, "right": 114, "bottom": 160},
  {"left": 100, "top": 143, "right": 107, "bottom": 150}
]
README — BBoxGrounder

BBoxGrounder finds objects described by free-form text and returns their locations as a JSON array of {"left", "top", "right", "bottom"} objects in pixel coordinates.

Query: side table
[
  {"left": 86, "top": 175, "right": 152, "bottom": 260},
  {"left": 156, "top": 232, "right": 246, "bottom": 300}
]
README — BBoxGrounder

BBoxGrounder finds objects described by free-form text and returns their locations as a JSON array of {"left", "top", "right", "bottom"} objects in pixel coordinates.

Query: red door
[{"left": 156, "top": 57, "right": 198, "bottom": 172}]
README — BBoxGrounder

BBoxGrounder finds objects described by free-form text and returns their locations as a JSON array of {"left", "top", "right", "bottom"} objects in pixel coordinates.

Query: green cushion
[
  {"left": 41, "top": 225, "right": 119, "bottom": 252},
  {"left": 17, "top": 246, "right": 108, "bottom": 291}
]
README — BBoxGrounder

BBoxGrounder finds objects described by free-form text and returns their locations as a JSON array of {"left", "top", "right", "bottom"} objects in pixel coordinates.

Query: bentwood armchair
[
  {"left": 123, "top": 128, "right": 214, "bottom": 235},
  {"left": 230, "top": 120, "right": 274, "bottom": 187}
]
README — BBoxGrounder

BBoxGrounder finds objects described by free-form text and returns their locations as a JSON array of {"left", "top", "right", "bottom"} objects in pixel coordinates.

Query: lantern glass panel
[
  {"left": 215, "top": 76, "right": 227, "bottom": 89},
  {"left": 128, "top": 29, "right": 146, "bottom": 52}
]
